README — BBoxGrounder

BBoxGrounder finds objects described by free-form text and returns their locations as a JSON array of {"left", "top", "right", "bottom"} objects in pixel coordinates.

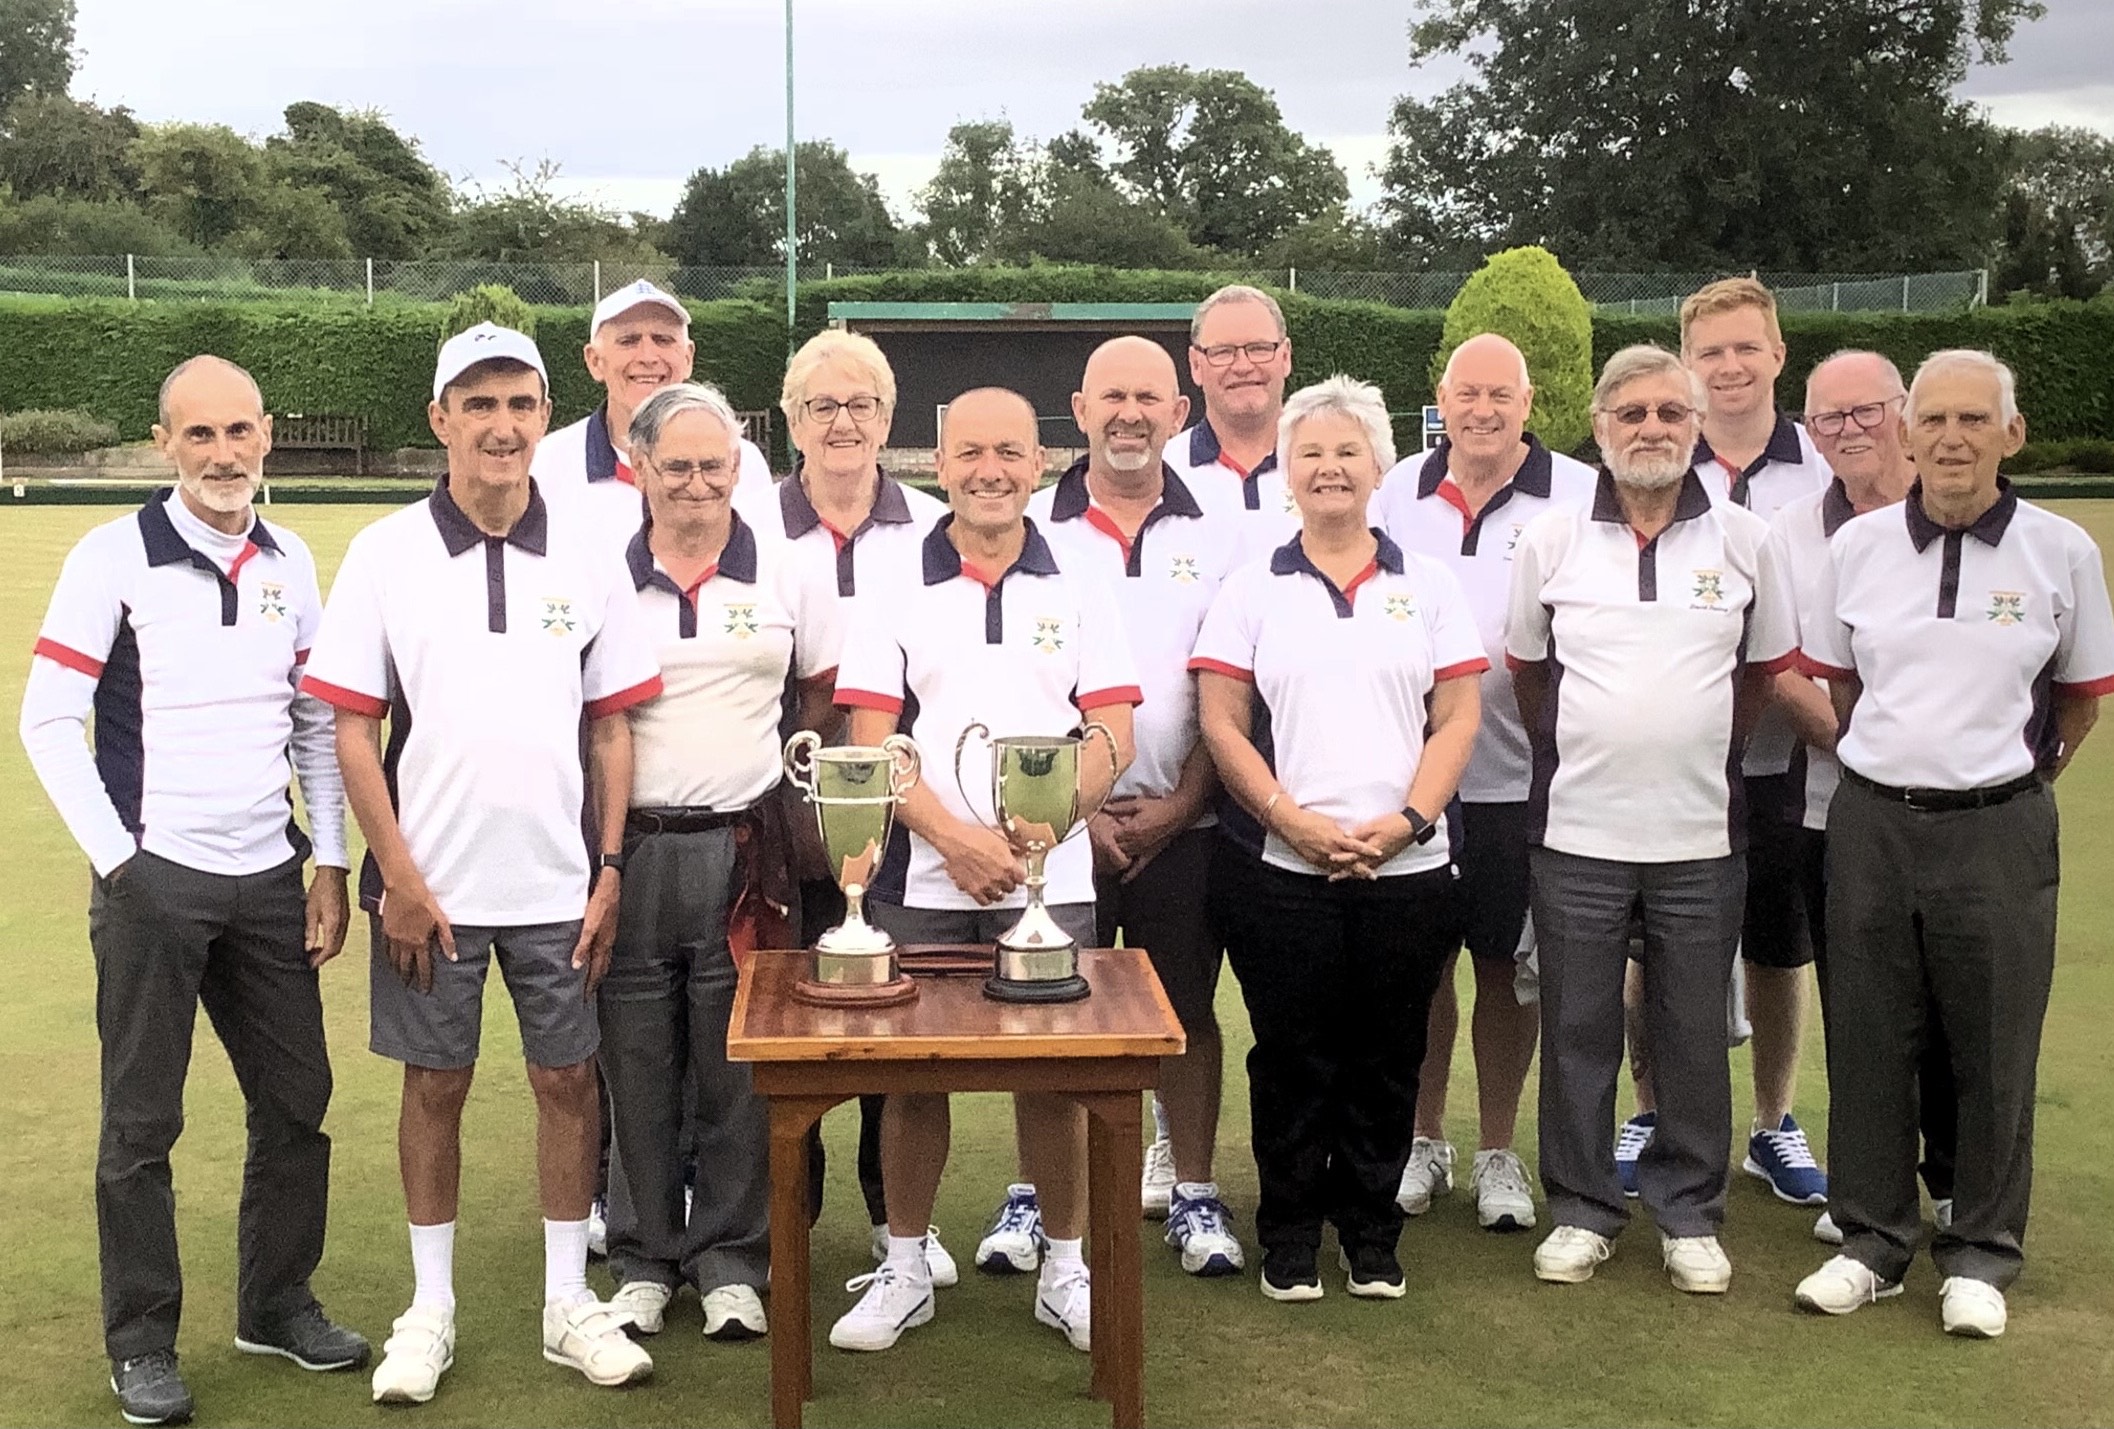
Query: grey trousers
[
  {"left": 1532, "top": 848, "right": 1744, "bottom": 1240},
  {"left": 599, "top": 825, "right": 768, "bottom": 1292},
  {"left": 1824, "top": 776, "right": 2058, "bottom": 1288},
  {"left": 89, "top": 851, "right": 332, "bottom": 1362}
]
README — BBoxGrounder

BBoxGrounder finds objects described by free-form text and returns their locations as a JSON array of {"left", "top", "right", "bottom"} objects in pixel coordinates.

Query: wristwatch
[
  {"left": 596, "top": 852, "right": 626, "bottom": 875},
  {"left": 1400, "top": 807, "right": 1437, "bottom": 845}
]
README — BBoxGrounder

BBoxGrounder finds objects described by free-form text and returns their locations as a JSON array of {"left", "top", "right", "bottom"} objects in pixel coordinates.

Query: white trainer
[
  {"left": 1661, "top": 1234, "right": 1732, "bottom": 1294},
  {"left": 587, "top": 1197, "right": 608, "bottom": 1259},
  {"left": 828, "top": 1266, "right": 934, "bottom": 1352},
  {"left": 700, "top": 1285, "right": 767, "bottom": 1341},
  {"left": 1795, "top": 1255, "right": 1903, "bottom": 1315},
  {"left": 1141, "top": 1137, "right": 1177, "bottom": 1220},
  {"left": 609, "top": 1280, "right": 671, "bottom": 1336},
  {"left": 1813, "top": 1210, "right": 1843, "bottom": 1245},
  {"left": 974, "top": 1185, "right": 1046, "bottom": 1273},
  {"left": 1533, "top": 1226, "right": 1611, "bottom": 1283},
  {"left": 1396, "top": 1138, "right": 1456, "bottom": 1216},
  {"left": 867, "top": 1224, "right": 960, "bottom": 1288},
  {"left": 1034, "top": 1262, "right": 1092, "bottom": 1352},
  {"left": 371, "top": 1305, "right": 455, "bottom": 1405},
  {"left": 1940, "top": 1277, "right": 2007, "bottom": 1338},
  {"left": 542, "top": 1298, "right": 654, "bottom": 1386},
  {"left": 1469, "top": 1148, "right": 1537, "bottom": 1232}
]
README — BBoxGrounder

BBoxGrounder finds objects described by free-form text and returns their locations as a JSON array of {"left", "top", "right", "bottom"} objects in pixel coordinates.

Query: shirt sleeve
[
  {"left": 2054, "top": 535, "right": 2114, "bottom": 696},
  {"left": 1504, "top": 515, "right": 1558, "bottom": 668},
  {"left": 283, "top": 538, "right": 347, "bottom": 868},
  {"left": 582, "top": 563, "right": 663, "bottom": 719},
  {"left": 833, "top": 587, "right": 906, "bottom": 714},
  {"left": 1422, "top": 561, "right": 1492, "bottom": 682},
  {"left": 20, "top": 532, "right": 138, "bottom": 875},
  {"left": 790, "top": 553, "right": 844, "bottom": 682},
  {"left": 299, "top": 534, "right": 393, "bottom": 717},
  {"left": 1746, "top": 519, "right": 1799, "bottom": 674},
  {"left": 1073, "top": 572, "right": 1142, "bottom": 710},
  {"left": 1188, "top": 568, "right": 1259, "bottom": 682},
  {"left": 1799, "top": 535, "right": 1856, "bottom": 681}
]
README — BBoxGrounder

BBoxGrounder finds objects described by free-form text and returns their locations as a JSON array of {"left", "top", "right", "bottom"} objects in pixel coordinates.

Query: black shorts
[
  {"left": 1457, "top": 801, "right": 1532, "bottom": 963},
  {"left": 1098, "top": 826, "right": 1222, "bottom": 1037},
  {"left": 1742, "top": 773, "right": 1818, "bottom": 969}
]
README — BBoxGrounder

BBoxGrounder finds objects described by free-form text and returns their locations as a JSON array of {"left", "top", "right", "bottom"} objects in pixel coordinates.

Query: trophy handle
[
  {"left": 952, "top": 721, "right": 1004, "bottom": 835},
  {"left": 1065, "top": 719, "right": 1123, "bottom": 838},
  {"left": 783, "top": 729, "right": 822, "bottom": 797},
  {"left": 882, "top": 733, "right": 922, "bottom": 797}
]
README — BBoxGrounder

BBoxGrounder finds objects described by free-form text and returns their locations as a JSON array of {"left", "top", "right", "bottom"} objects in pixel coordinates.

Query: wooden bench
[
  {"left": 272, "top": 412, "right": 366, "bottom": 475},
  {"left": 735, "top": 409, "right": 773, "bottom": 455}
]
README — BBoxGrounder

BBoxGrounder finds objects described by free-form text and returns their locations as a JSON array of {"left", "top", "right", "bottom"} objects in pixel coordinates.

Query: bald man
[
  {"left": 1375, "top": 333, "right": 1597, "bottom": 1233},
  {"left": 1022, "top": 337, "right": 1247, "bottom": 1276}
]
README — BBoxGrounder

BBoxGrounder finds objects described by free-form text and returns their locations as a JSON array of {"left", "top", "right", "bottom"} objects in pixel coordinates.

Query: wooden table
[{"left": 728, "top": 946, "right": 1185, "bottom": 1429}]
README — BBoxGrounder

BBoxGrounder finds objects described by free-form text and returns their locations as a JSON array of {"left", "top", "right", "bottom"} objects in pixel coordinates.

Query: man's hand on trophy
[{"left": 937, "top": 821, "right": 1029, "bottom": 905}]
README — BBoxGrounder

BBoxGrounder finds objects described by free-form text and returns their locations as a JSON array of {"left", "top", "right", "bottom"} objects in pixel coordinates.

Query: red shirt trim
[
  {"left": 1754, "top": 651, "right": 1800, "bottom": 677},
  {"left": 225, "top": 540, "right": 261, "bottom": 586},
  {"left": 586, "top": 674, "right": 664, "bottom": 720},
  {"left": 837, "top": 688, "right": 905, "bottom": 715},
  {"left": 1083, "top": 506, "right": 1134, "bottom": 566},
  {"left": 2055, "top": 672, "right": 2114, "bottom": 698},
  {"left": 299, "top": 675, "right": 389, "bottom": 718},
  {"left": 1339, "top": 560, "right": 1381, "bottom": 608},
  {"left": 1504, "top": 652, "right": 1543, "bottom": 673},
  {"left": 1434, "top": 657, "right": 1492, "bottom": 682},
  {"left": 1435, "top": 478, "right": 1475, "bottom": 531},
  {"left": 1078, "top": 684, "right": 1143, "bottom": 711},
  {"left": 1188, "top": 657, "right": 1254, "bottom": 682},
  {"left": 32, "top": 637, "right": 105, "bottom": 678},
  {"left": 1796, "top": 651, "right": 1855, "bottom": 682}
]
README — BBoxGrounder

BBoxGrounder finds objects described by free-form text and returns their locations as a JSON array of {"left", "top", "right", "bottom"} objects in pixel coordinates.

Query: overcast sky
[{"left": 67, "top": 0, "right": 2114, "bottom": 223}]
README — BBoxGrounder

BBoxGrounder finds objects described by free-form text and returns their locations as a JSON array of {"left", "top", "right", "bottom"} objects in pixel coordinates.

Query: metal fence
[{"left": 0, "top": 254, "right": 1988, "bottom": 313}]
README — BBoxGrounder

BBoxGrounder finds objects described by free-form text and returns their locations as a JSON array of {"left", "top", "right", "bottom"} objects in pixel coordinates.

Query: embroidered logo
[
  {"left": 1384, "top": 594, "right": 1418, "bottom": 622},
  {"left": 1169, "top": 554, "right": 1199, "bottom": 584},
  {"left": 1281, "top": 487, "right": 1298, "bottom": 515},
  {"left": 1691, "top": 570, "right": 1725, "bottom": 610},
  {"left": 724, "top": 602, "right": 759, "bottom": 638},
  {"left": 1506, "top": 523, "right": 1524, "bottom": 557},
  {"left": 1987, "top": 591, "right": 2026, "bottom": 626},
  {"left": 540, "top": 596, "right": 578, "bottom": 636},
  {"left": 1033, "top": 616, "right": 1065, "bottom": 653},
  {"left": 256, "top": 581, "right": 289, "bottom": 623}
]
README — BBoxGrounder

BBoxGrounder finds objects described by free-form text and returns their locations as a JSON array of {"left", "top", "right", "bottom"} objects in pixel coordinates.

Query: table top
[{"left": 728, "top": 947, "right": 1185, "bottom": 1064}]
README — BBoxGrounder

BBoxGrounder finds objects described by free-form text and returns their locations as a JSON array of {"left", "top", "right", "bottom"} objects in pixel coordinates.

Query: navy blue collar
[
  {"left": 1590, "top": 469, "right": 1713, "bottom": 527},
  {"left": 1187, "top": 418, "right": 1279, "bottom": 476},
  {"left": 1415, "top": 434, "right": 1555, "bottom": 500},
  {"left": 1693, "top": 414, "right": 1804, "bottom": 474},
  {"left": 430, "top": 476, "right": 549, "bottom": 557},
  {"left": 584, "top": 404, "right": 621, "bottom": 482},
  {"left": 921, "top": 516, "right": 1061, "bottom": 586},
  {"left": 1821, "top": 479, "right": 1858, "bottom": 538},
  {"left": 779, "top": 468, "right": 913, "bottom": 539},
  {"left": 139, "top": 487, "right": 282, "bottom": 566},
  {"left": 1904, "top": 478, "right": 2016, "bottom": 553},
  {"left": 1047, "top": 458, "right": 1204, "bottom": 523},
  {"left": 627, "top": 510, "right": 759, "bottom": 591},
  {"left": 1268, "top": 528, "right": 1406, "bottom": 579}
]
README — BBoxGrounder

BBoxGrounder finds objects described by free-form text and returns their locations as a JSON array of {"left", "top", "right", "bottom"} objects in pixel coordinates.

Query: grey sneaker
[
  {"left": 235, "top": 1302, "right": 372, "bottom": 1371},
  {"left": 111, "top": 1349, "right": 193, "bottom": 1426}
]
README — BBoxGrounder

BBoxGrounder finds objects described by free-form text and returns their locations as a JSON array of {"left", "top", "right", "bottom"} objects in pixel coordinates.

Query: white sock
[
  {"left": 1044, "top": 1237, "right": 1085, "bottom": 1272},
  {"left": 409, "top": 1222, "right": 457, "bottom": 1312},
  {"left": 885, "top": 1234, "right": 931, "bottom": 1280},
  {"left": 544, "top": 1218, "right": 592, "bottom": 1307},
  {"left": 1151, "top": 1096, "right": 1171, "bottom": 1143}
]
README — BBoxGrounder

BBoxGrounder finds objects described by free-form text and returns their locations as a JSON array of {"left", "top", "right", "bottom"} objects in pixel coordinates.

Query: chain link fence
[{"left": 0, "top": 255, "right": 1987, "bottom": 313}]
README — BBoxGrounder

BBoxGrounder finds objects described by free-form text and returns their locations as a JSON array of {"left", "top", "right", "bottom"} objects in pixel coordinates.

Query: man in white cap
[{"left": 302, "top": 323, "right": 663, "bottom": 1402}]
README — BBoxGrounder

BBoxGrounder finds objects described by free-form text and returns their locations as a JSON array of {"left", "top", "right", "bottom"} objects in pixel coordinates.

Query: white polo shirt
[
  {"left": 21, "top": 489, "right": 345, "bottom": 878},
  {"left": 1029, "top": 460, "right": 1240, "bottom": 823},
  {"left": 1375, "top": 435, "right": 1598, "bottom": 804},
  {"left": 1695, "top": 415, "right": 1831, "bottom": 779},
  {"left": 1506, "top": 470, "right": 1796, "bottom": 863},
  {"left": 301, "top": 479, "right": 663, "bottom": 925},
  {"left": 1190, "top": 530, "right": 1487, "bottom": 878},
  {"left": 1762, "top": 480, "right": 1862, "bottom": 829},
  {"left": 761, "top": 467, "right": 947, "bottom": 601},
  {"left": 625, "top": 513, "right": 841, "bottom": 811},
  {"left": 1168, "top": 419, "right": 1299, "bottom": 562},
  {"left": 835, "top": 517, "right": 1141, "bottom": 911},
  {"left": 1800, "top": 481, "right": 2114, "bottom": 791},
  {"left": 532, "top": 404, "right": 774, "bottom": 554}
]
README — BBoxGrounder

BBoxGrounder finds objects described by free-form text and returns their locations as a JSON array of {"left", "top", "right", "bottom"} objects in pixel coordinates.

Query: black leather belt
[
  {"left": 1842, "top": 767, "right": 2041, "bottom": 813},
  {"left": 625, "top": 806, "right": 747, "bottom": 836}
]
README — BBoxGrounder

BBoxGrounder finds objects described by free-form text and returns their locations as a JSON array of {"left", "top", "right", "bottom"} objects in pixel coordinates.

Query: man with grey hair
[
  {"left": 1793, "top": 349, "right": 2113, "bottom": 1338},
  {"left": 599, "top": 382, "right": 842, "bottom": 1342},
  {"left": 1506, "top": 344, "right": 1794, "bottom": 1295},
  {"left": 1170, "top": 284, "right": 1299, "bottom": 552}
]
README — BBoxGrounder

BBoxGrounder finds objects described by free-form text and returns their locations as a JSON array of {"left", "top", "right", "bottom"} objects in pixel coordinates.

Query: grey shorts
[
  {"left": 369, "top": 917, "right": 598, "bottom": 1071},
  {"left": 868, "top": 899, "right": 1096, "bottom": 949}
]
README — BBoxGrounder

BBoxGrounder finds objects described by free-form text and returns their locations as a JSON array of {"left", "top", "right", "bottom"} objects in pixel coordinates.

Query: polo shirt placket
[
  {"left": 771, "top": 467, "right": 946, "bottom": 599},
  {"left": 531, "top": 403, "right": 775, "bottom": 552},
  {"left": 1169, "top": 419, "right": 1299, "bottom": 559}
]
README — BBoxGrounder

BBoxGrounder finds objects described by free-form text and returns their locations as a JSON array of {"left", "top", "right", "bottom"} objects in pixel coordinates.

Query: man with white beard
[{"left": 1504, "top": 345, "right": 1794, "bottom": 1297}]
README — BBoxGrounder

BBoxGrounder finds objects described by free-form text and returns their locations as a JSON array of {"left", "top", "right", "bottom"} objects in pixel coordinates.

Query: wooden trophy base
[{"left": 791, "top": 973, "right": 920, "bottom": 1008}]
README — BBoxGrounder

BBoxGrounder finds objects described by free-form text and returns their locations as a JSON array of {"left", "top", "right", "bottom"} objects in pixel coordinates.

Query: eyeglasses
[
  {"left": 1806, "top": 397, "right": 1903, "bottom": 437},
  {"left": 803, "top": 395, "right": 883, "bottom": 423},
  {"left": 1192, "top": 340, "right": 1284, "bottom": 368},
  {"left": 1599, "top": 402, "right": 1697, "bottom": 427},
  {"left": 646, "top": 457, "right": 730, "bottom": 482}
]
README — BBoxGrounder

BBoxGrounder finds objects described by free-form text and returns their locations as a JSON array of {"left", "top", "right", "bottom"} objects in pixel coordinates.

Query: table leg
[
  {"left": 1084, "top": 1091, "right": 1146, "bottom": 1429},
  {"left": 1086, "top": 1106, "right": 1116, "bottom": 1404},
  {"left": 768, "top": 1098, "right": 825, "bottom": 1429}
]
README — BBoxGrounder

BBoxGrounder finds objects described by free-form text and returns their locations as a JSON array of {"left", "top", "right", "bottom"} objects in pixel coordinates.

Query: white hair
[
  {"left": 1440, "top": 334, "right": 1531, "bottom": 390},
  {"left": 1191, "top": 284, "right": 1287, "bottom": 343},
  {"left": 1908, "top": 349, "right": 2018, "bottom": 425},
  {"left": 629, "top": 381, "right": 744, "bottom": 455},
  {"left": 1594, "top": 343, "right": 1706, "bottom": 412},
  {"left": 1278, "top": 374, "right": 1396, "bottom": 474},
  {"left": 1803, "top": 348, "right": 1907, "bottom": 411}
]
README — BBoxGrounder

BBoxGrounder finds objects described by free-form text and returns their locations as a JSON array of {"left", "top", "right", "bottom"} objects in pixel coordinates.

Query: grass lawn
[{"left": 3, "top": 501, "right": 2113, "bottom": 1428}]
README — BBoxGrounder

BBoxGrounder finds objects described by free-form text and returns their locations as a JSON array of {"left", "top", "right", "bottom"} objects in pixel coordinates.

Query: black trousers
[
  {"left": 1824, "top": 777, "right": 2058, "bottom": 1288},
  {"left": 89, "top": 851, "right": 332, "bottom": 1362},
  {"left": 798, "top": 879, "right": 888, "bottom": 1225},
  {"left": 1216, "top": 844, "right": 1459, "bottom": 1255}
]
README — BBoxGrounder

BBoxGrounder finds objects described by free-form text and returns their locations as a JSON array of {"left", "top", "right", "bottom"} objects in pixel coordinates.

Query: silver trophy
[
  {"left": 783, "top": 731, "right": 922, "bottom": 1007},
  {"left": 953, "top": 721, "right": 1119, "bottom": 1003}
]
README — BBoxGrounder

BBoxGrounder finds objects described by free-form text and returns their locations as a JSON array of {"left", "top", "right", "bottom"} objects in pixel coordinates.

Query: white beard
[
  {"left": 1102, "top": 444, "right": 1153, "bottom": 472},
  {"left": 180, "top": 471, "right": 262, "bottom": 514},
  {"left": 1601, "top": 446, "right": 1689, "bottom": 490}
]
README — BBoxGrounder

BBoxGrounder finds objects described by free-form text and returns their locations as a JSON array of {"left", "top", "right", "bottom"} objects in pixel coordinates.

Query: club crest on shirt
[
  {"left": 1987, "top": 591, "right": 2026, "bottom": 626},
  {"left": 540, "top": 596, "right": 578, "bottom": 636},
  {"left": 1690, "top": 569, "right": 1726, "bottom": 610},
  {"left": 1506, "top": 523, "right": 1525, "bottom": 556},
  {"left": 1169, "top": 554, "right": 1199, "bottom": 584},
  {"left": 256, "top": 581, "right": 289, "bottom": 623},
  {"left": 724, "top": 602, "right": 759, "bottom": 638},
  {"left": 1033, "top": 616, "right": 1065, "bottom": 653},
  {"left": 1281, "top": 487, "right": 1298, "bottom": 515},
  {"left": 1384, "top": 593, "right": 1418, "bottom": 622}
]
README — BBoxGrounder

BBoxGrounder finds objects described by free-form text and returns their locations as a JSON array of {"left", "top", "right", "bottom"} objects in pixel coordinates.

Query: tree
[
  {"left": 1003, "top": 169, "right": 1214, "bottom": 269},
  {"left": 1431, "top": 247, "right": 1595, "bottom": 454},
  {"left": 0, "top": 0, "right": 73, "bottom": 112},
  {"left": 0, "top": 187, "right": 196, "bottom": 256},
  {"left": 440, "top": 159, "right": 664, "bottom": 265},
  {"left": 0, "top": 92, "right": 137, "bottom": 201},
  {"left": 1990, "top": 125, "right": 2112, "bottom": 298},
  {"left": 1080, "top": 65, "right": 1348, "bottom": 257},
  {"left": 1380, "top": 0, "right": 2039, "bottom": 271},
  {"left": 916, "top": 120, "right": 1041, "bottom": 266},
  {"left": 1256, "top": 214, "right": 1390, "bottom": 272},
  {"left": 665, "top": 142, "right": 899, "bottom": 268},
  {"left": 130, "top": 121, "right": 265, "bottom": 248},
  {"left": 265, "top": 102, "right": 452, "bottom": 258}
]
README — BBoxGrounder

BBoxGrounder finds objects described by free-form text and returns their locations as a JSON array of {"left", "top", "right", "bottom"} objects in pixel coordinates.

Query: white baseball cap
[
  {"left": 590, "top": 279, "right": 690, "bottom": 337},
  {"left": 432, "top": 322, "right": 549, "bottom": 402}
]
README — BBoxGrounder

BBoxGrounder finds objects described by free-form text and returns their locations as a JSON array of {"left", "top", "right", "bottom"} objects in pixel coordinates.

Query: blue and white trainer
[
  {"left": 1615, "top": 1113, "right": 1654, "bottom": 1199},
  {"left": 1165, "top": 1183, "right": 1245, "bottom": 1276},
  {"left": 974, "top": 1184, "right": 1046, "bottom": 1273},
  {"left": 1744, "top": 1115, "right": 1828, "bottom": 1205}
]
